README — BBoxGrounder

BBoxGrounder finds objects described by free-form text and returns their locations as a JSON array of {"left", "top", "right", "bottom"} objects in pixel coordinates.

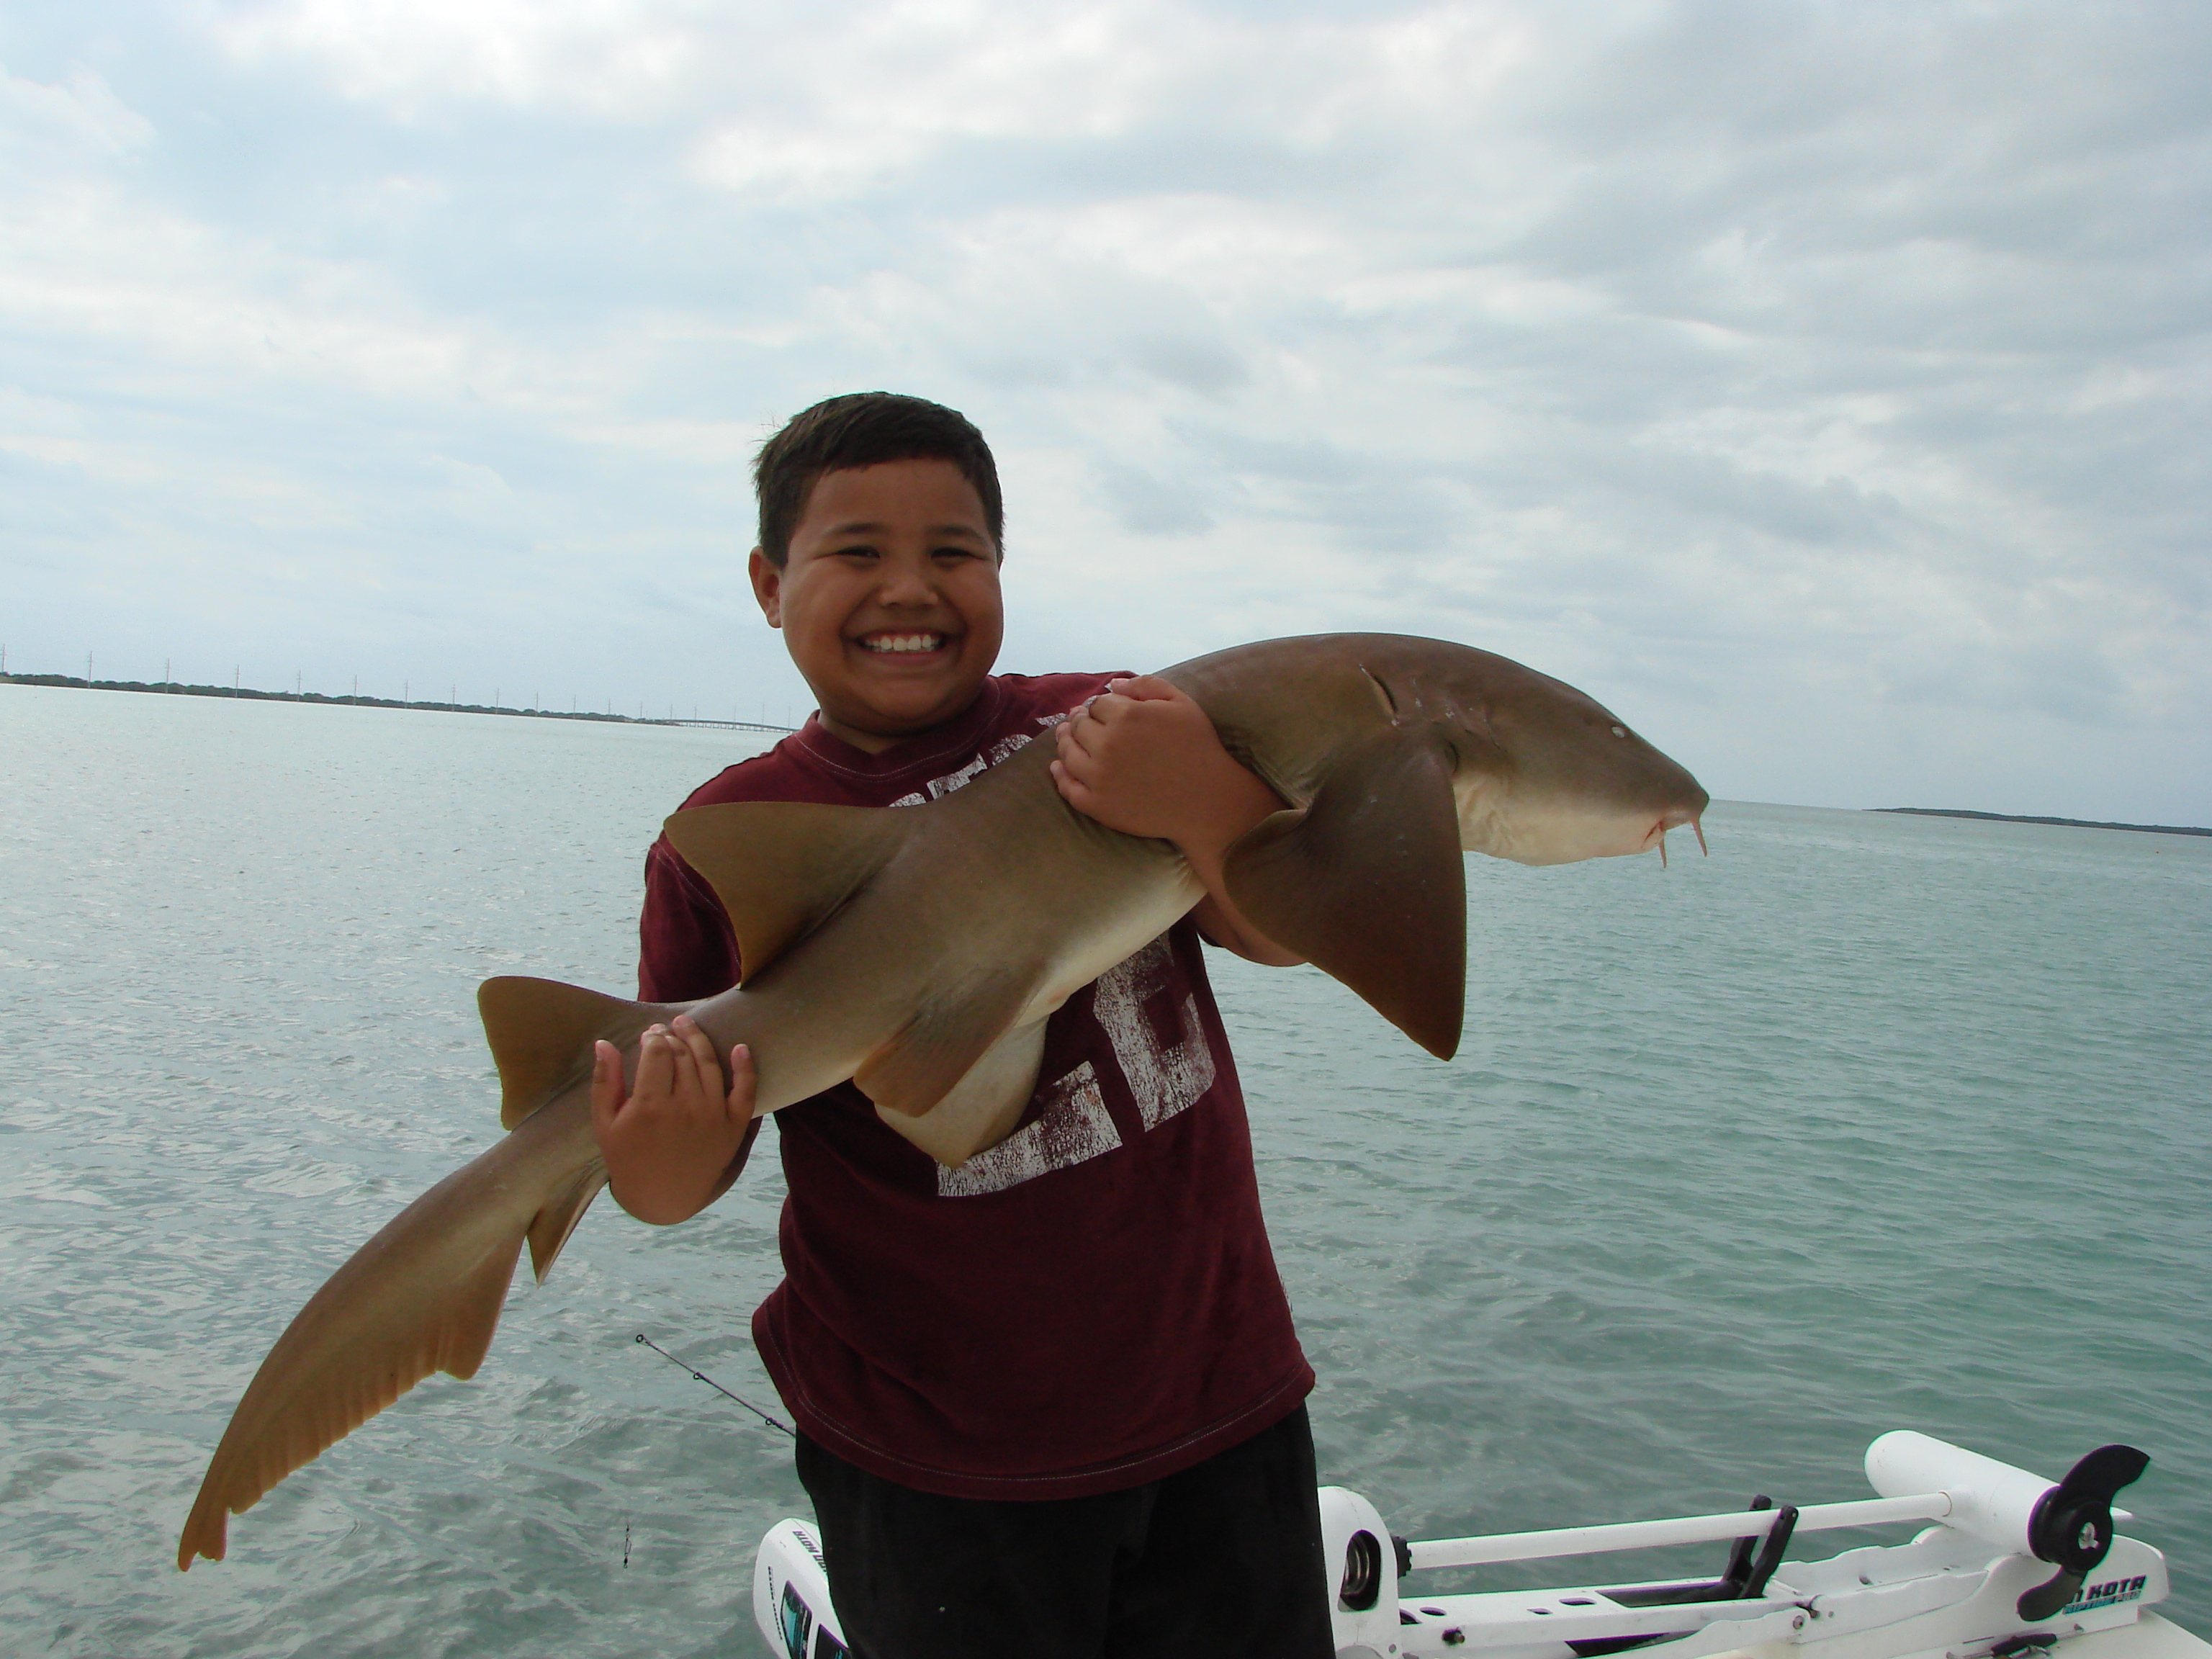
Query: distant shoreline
[
  {"left": 1874, "top": 807, "right": 2211, "bottom": 839},
  {"left": 0, "top": 672, "right": 796, "bottom": 735}
]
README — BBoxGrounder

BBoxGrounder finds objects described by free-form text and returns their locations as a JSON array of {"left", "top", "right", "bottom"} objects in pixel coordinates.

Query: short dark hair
[{"left": 753, "top": 392, "right": 1004, "bottom": 567}]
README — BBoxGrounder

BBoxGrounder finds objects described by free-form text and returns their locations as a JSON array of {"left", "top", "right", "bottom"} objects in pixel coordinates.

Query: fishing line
[{"left": 634, "top": 1332, "right": 796, "bottom": 1438}]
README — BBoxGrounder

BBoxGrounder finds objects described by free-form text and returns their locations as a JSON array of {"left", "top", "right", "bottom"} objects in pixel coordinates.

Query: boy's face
[{"left": 750, "top": 458, "right": 1004, "bottom": 752}]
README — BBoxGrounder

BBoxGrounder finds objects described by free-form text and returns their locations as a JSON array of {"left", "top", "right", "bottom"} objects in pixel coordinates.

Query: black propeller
[{"left": 2017, "top": 1445, "right": 2149, "bottom": 1622}]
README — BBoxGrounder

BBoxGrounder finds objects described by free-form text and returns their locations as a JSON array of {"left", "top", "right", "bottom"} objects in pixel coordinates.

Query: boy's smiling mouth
[{"left": 857, "top": 631, "right": 952, "bottom": 655}]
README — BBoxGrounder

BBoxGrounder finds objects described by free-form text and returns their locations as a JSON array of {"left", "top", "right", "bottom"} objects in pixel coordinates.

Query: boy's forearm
[
  {"left": 1051, "top": 678, "right": 1306, "bottom": 966},
  {"left": 1191, "top": 890, "right": 1305, "bottom": 966},
  {"left": 1120, "top": 730, "right": 1304, "bottom": 966},
  {"left": 1172, "top": 759, "right": 1306, "bottom": 966},
  {"left": 608, "top": 1143, "right": 739, "bottom": 1224},
  {"left": 608, "top": 1163, "right": 719, "bottom": 1226}
]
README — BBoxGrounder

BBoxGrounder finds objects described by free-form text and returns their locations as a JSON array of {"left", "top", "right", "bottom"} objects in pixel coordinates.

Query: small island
[{"left": 1874, "top": 807, "right": 2210, "bottom": 839}]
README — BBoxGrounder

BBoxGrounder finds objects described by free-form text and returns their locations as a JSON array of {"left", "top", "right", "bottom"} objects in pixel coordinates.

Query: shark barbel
[{"left": 177, "top": 634, "right": 1708, "bottom": 1569}]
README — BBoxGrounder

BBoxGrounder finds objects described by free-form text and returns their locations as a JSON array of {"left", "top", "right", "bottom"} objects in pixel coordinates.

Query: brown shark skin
[{"left": 176, "top": 634, "right": 1707, "bottom": 1570}]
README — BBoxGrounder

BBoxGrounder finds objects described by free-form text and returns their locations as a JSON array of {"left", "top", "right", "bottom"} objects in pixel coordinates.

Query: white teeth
[{"left": 860, "top": 634, "right": 945, "bottom": 654}]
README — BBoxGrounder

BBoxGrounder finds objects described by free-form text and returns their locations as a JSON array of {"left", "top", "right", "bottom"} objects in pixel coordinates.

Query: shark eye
[{"left": 1610, "top": 725, "right": 1627, "bottom": 738}]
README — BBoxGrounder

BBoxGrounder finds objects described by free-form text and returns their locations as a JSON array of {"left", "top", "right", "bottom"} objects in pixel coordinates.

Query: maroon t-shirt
[{"left": 638, "top": 672, "right": 1313, "bottom": 1499}]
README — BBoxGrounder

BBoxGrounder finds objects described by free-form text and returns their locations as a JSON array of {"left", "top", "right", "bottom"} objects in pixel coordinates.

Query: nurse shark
[{"left": 177, "top": 632, "right": 1708, "bottom": 1569}]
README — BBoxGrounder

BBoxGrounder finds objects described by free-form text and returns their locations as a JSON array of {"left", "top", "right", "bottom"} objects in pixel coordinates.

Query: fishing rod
[{"left": 634, "top": 1332, "right": 796, "bottom": 1438}]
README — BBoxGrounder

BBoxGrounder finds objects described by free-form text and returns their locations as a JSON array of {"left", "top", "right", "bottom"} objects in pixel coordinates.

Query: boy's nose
[{"left": 876, "top": 559, "right": 939, "bottom": 604}]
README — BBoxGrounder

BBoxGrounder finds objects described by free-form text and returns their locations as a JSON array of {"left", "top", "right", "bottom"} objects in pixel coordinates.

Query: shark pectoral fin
[
  {"left": 663, "top": 802, "right": 912, "bottom": 984},
  {"left": 873, "top": 1019, "right": 1050, "bottom": 1167},
  {"left": 1223, "top": 733, "right": 1467, "bottom": 1059},
  {"left": 480, "top": 976, "right": 674, "bottom": 1130},
  {"left": 176, "top": 1095, "right": 598, "bottom": 1572}
]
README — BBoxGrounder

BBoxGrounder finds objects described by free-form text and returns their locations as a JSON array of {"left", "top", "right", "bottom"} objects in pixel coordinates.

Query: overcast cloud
[{"left": 2, "top": 0, "right": 2207, "bottom": 819}]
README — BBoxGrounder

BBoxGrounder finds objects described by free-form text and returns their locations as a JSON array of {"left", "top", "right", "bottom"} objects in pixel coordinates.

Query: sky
[{"left": 1, "top": 0, "right": 2207, "bottom": 821}]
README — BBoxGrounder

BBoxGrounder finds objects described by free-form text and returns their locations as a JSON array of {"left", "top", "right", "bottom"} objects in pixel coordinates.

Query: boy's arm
[{"left": 1050, "top": 677, "right": 1305, "bottom": 967}]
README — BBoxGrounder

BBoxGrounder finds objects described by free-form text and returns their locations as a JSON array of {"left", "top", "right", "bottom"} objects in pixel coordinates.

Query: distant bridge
[{"left": 658, "top": 718, "right": 800, "bottom": 734}]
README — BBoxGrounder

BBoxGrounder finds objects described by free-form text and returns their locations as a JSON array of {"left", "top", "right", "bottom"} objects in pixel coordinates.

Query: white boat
[{"left": 750, "top": 1431, "right": 2209, "bottom": 1659}]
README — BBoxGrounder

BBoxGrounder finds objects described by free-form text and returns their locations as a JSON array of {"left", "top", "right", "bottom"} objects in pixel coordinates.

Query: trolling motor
[
  {"left": 1316, "top": 1430, "right": 2165, "bottom": 1659},
  {"left": 1866, "top": 1432, "right": 2151, "bottom": 1622},
  {"left": 754, "top": 1519, "right": 850, "bottom": 1659}
]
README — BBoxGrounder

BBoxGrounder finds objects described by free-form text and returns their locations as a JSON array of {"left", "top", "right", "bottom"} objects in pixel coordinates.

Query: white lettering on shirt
[
  {"left": 936, "top": 1062, "right": 1120, "bottom": 1197},
  {"left": 889, "top": 729, "right": 1040, "bottom": 809},
  {"left": 1090, "top": 936, "right": 1215, "bottom": 1130}
]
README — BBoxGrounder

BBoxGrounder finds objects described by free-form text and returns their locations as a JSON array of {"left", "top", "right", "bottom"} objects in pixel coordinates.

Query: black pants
[{"left": 794, "top": 1406, "right": 1336, "bottom": 1659}]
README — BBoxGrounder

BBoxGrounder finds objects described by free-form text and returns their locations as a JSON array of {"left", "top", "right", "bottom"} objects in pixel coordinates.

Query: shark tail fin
[
  {"left": 662, "top": 801, "right": 913, "bottom": 984},
  {"left": 1223, "top": 732, "right": 1467, "bottom": 1059},
  {"left": 178, "top": 1097, "right": 598, "bottom": 1570}
]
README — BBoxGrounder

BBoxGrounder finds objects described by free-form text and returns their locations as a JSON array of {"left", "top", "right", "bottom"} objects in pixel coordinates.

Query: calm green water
[{"left": 1, "top": 685, "right": 2206, "bottom": 1657}]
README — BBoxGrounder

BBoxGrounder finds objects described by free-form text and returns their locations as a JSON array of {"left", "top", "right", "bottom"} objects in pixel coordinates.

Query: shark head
[
  {"left": 1189, "top": 634, "right": 1712, "bottom": 1061},
  {"left": 1395, "top": 657, "right": 1710, "bottom": 867}
]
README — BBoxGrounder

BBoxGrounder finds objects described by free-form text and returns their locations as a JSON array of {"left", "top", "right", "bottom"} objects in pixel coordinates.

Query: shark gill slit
[{"left": 1359, "top": 663, "right": 1399, "bottom": 721}]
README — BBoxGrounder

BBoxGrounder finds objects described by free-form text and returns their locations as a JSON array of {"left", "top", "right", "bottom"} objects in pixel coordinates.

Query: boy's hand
[
  {"left": 590, "top": 1015, "right": 755, "bottom": 1225},
  {"left": 1051, "top": 677, "right": 1273, "bottom": 848},
  {"left": 1051, "top": 678, "right": 1303, "bottom": 966}
]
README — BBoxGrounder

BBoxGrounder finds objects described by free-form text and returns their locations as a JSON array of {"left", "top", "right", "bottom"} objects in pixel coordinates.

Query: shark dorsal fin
[
  {"left": 1223, "top": 732, "right": 1467, "bottom": 1058},
  {"left": 664, "top": 801, "right": 914, "bottom": 984},
  {"left": 478, "top": 976, "right": 665, "bottom": 1130}
]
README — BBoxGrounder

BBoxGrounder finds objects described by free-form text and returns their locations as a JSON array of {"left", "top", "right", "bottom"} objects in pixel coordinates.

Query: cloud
[
  {"left": 205, "top": 0, "right": 703, "bottom": 114},
  {"left": 1, "top": 1, "right": 2206, "bottom": 819},
  {"left": 0, "top": 61, "right": 153, "bottom": 154}
]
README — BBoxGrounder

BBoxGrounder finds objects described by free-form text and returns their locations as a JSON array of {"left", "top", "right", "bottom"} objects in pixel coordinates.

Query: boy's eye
[{"left": 833, "top": 544, "right": 879, "bottom": 560}]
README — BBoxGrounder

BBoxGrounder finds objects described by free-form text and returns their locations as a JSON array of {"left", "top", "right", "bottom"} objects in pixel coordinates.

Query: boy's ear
[{"left": 747, "top": 547, "right": 783, "bottom": 627}]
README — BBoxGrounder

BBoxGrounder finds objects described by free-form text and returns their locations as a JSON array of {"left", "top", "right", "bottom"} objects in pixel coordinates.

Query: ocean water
[{"left": 0, "top": 684, "right": 2206, "bottom": 1658}]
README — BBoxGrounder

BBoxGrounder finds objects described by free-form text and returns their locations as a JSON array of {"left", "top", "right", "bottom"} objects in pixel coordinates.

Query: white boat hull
[{"left": 751, "top": 1432, "right": 2206, "bottom": 1659}]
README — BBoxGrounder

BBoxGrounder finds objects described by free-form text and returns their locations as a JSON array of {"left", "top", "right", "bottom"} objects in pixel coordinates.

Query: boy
[{"left": 588, "top": 392, "right": 1334, "bottom": 1658}]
